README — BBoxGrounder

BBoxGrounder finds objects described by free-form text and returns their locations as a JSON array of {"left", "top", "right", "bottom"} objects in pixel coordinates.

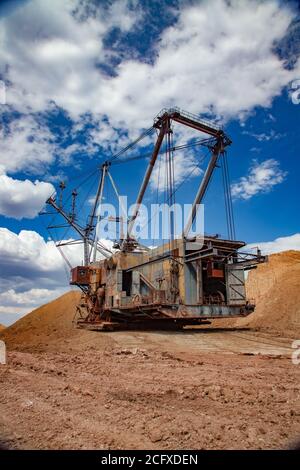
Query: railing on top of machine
[{"left": 154, "top": 106, "right": 222, "bottom": 132}]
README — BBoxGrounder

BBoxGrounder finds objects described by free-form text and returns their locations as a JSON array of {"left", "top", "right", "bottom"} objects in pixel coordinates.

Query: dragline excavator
[{"left": 43, "top": 107, "right": 266, "bottom": 331}]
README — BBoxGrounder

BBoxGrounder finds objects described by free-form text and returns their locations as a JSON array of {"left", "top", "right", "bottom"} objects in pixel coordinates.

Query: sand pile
[
  {"left": 242, "top": 250, "right": 300, "bottom": 333},
  {"left": 0, "top": 290, "right": 115, "bottom": 352},
  {"left": 214, "top": 250, "right": 300, "bottom": 335},
  {"left": 0, "top": 291, "right": 80, "bottom": 351}
]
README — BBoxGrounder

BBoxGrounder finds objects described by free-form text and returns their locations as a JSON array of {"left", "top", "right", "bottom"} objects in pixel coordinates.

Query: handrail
[{"left": 154, "top": 106, "right": 221, "bottom": 132}]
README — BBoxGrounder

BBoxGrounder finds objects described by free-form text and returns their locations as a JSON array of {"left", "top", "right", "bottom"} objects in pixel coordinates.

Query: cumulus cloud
[
  {"left": 150, "top": 149, "right": 202, "bottom": 192},
  {"left": 0, "top": 0, "right": 143, "bottom": 177},
  {"left": 245, "top": 233, "right": 300, "bottom": 255},
  {"left": 1, "top": 0, "right": 299, "bottom": 129},
  {"left": 0, "top": 287, "right": 66, "bottom": 307},
  {"left": 0, "top": 114, "right": 57, "bottom": 174},
  {"left": 0, "top": 287, "right": 69, "bottom": 326},
  {"left": 0, "top": 0, "right": 298, "bottom": 195},
  {"left": 242, "top": 129, "right": 285, "bottom": 142},
  {"left": 0, "top": 226, "right": 113, "bottom": 324},
  {"left": 101, "top": 0, "right": 300, "bottom": 129},
  {"left": 0, "top": 0, "right": 141, "bottom": 119},
  {"left": 0, "top": 305, "right": 35, "bottom": 327},
  {"left": 0, "top": 227, "right": 83, "bottom": 276},
  {"left": 0, "top": 0, "right": 298, "bottom": 196},
  {"left": 0, "top": 227, "right": 77, "bottom": 324},
  {"left": 231, "top": 159, "right": 287, "bottom": 200},
  {"left": 0, "top": 170, "right": 54, "bottom": 219},
  {"left": 0, "top": 228, "right": 113, "bottom": 279}
]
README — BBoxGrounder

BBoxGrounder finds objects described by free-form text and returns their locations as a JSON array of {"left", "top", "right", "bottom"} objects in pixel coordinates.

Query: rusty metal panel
[
  {"left": 207, "top": 262, "right": 224, "bottom": 278},
  {"left": 226, "top": 267, "right": 246, "bottom": 305},
  {"left": 70, "top": 266, "right": 90, "bottom": 285},
  {"left": 153, "top": 290, "right": 166, "bottom": 304},
  {"left": 184, "top": 261, "right": 198, "bottom": 304},
  {"left": 132, "top": 270, "right": 140, "bottom": 296},
  {"left": 116, "top": 269, "right": 123, "bottom": 292}
]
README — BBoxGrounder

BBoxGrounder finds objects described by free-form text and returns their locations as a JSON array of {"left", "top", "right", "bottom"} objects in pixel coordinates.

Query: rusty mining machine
[{"left": 42, "top": 107, "right": 266, "bottom": 330}]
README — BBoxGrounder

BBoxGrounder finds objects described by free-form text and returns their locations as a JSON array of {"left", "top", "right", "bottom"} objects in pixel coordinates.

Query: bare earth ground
[
  {"left": 0, "top": 328, "right": 300, "bottom": 450},
  {"left": 0, "top": 251, "right": 300, "bottom": 450}
]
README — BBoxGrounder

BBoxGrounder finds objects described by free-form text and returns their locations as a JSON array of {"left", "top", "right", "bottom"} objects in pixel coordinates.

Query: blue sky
[{"left": 0, "top": 0, "right": 299, "bottom": 325}]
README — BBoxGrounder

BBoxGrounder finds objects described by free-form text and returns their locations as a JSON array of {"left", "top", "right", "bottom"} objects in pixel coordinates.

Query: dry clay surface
[{"left": 0, "top": 250, "right": 300, "bottom": 449}]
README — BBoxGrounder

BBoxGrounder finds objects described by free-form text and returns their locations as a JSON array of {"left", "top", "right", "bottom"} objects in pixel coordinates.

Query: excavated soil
[
  {"left": 213, "top": 250, "right": 300, "bottom": 337},
  {"left": 0, "top": 251, "right": 300, "bottom": 450},
  {"left": 0, "top": 324, "right": 5, "bottom": 332}
]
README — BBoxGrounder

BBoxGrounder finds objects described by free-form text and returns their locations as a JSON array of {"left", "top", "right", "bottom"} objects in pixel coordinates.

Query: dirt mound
[
  {"left": 0, "top": 324, "right": 5, "bottom": 331},
  {"left": 214, "top": 250, "right": 300, "bottom": 335},
  {"left": 245, "top": 250, "right": 300, "bottom": 331},
  {"left": 0, "top": 290, "right": 114, "bottom": 353}
]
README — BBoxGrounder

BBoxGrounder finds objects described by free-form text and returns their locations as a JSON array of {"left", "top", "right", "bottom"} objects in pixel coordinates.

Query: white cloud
[
  {"left": 0, "top": 169, "right": 54, "bottom": 219},
  {"left": 0, "top": 287, "right": 66, "bottom": 307},
  {"left": 0, "top": 226, "right": 112, "bottom": 325},
  {"left": 0, "top": 0, "right": 143, "bottom": 178},
  {"left": 242, "top": 129, "right": 285, "bottom": 141},
  {"left": 150, "top": 149, "right": 202, "bottom": 192},
  {"left": 0, "top": 227, "right": 83, "bottom": 274},
  {"left": 231, "top": 159, "right": 287, "bottom": 200},
  {"left": 245, "top": 233, "right": 300, "bottom": 255},
  {"left": 0, "top": 223, "right": 124, "bottom": 325},
  {"left": 0, "top": 0, "right": 298, "bottom": 192},
  {"left": 0, "top": 114, "right": 57, "bottom": 174},
  {"left": 0, "top": 227, "right": 78, "bottom": 325},
  {"left": 0, "top": 0, "right": 141, "bottom": 119},
  {"left": 0, "top": 228, "right": 113, "bottom": 278},
  {"left": 0, "top": 0, "right": 299, "bottom": 130},
  {"left": 0, "top": 286, "right": 71, "bottom": 327},
  {"left": 88, "top": 0, "right": 300, "bottom": 130},
  {"left": 86, "top": 120, "right": 133, "bottom": 154},
  {"left": 99, "top": 1, "right": 299, "bottom": 123},
  {"left": 0, "top": 306, "right": 33, "bottom": 327}
]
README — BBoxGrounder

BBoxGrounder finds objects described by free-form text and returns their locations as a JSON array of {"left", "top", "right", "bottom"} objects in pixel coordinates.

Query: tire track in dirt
[{"left": 108, "top": 329, "right": 293, "bottom": 357}]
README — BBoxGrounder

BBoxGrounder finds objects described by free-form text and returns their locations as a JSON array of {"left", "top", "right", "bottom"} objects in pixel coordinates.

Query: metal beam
[
  {"left": 88, "top": 163, "right": 108, "bottom": 230},
  {"left": 124, "top": 121, "right": 167, "bottom": 245},
  {"left": 183, "top": 139, "right": 223, "bottom": 238},
  {"left": 92, "top": 164, "right": 107, "bottom": 262},
  {"left": 171, "top": 115, "right": 221, "bottom": 138},
  {"left": 154, "top": 108, "right": 231, "bottom": 142},
  {"left": 46, "top": 190, "right": 112, "bottom": 265},
  {"left": 46, "top": 196, "right": 86, "bottom": 240}
]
